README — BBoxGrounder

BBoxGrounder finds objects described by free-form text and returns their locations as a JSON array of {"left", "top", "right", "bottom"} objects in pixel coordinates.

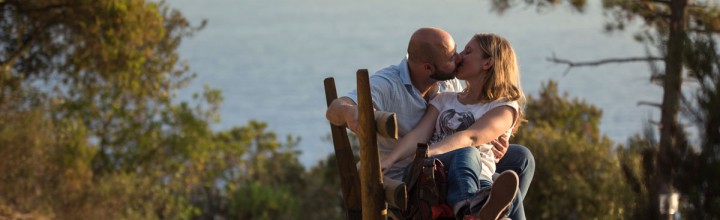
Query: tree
[
  {"left": 212, "top": 121, "right": 305, "bottom": 220},
  {"left": 618, "top": 123, "right": 661, "bottom": 219},
  {"left": 491, "top": 0, "right": 720, "bottom": 218},
  {"left": 513, "top": 81, "right": 632, "bottom": 219},
  {"left": 1, "top": 1, "right": 350, "bottom": 219},
  {"left": 675, "top": 31, "right": 720, "bottom": 219},
  {"left": 1, "top": 0, "right": 208, "bottom": 218}
]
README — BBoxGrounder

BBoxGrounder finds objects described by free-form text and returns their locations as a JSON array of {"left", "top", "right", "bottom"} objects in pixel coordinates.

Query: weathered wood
[
  {"left": 324, "top": 77, "right": 363, "bottom": 220},
  {"left": 336, "top": 111, "right": 397, "bottom": 140},
  {"left": 374, "top": 111, "right": 398, "bottom": 140},
  {"left": 356, "top": 69, "right": 387, "bottom": 220},
  {"left": 383, "top": 176, "right": 407, "bottom": 210}
]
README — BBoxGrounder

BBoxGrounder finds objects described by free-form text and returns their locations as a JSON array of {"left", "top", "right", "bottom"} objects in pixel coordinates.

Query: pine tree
[{"left": 491, "top": 0, "right": 720, "bottom": 218}]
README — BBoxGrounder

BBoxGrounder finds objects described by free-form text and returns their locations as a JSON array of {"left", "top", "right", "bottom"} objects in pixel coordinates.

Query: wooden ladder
[{"left": 324, "top": 69, "right": 407, "bottom": 220}]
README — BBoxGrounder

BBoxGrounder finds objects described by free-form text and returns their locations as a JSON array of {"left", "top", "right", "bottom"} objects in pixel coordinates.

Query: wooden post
[
  {"left": 374, "top": 111, "right": 397, "bottom": 140},
  {"left": 334, "top": 111, "right": 396, "bottom": 140},
  {"left": 356, "top": 69, "right": 386, "bottom": 219},
  {"left": 383, "top": 176, "right": 407, "bottom": 210},
  {"left": 324, "top": 77, "right": 363, "bottom": 220}
]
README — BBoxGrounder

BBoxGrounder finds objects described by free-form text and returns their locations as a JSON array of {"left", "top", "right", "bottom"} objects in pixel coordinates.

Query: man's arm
[
  {"left": 327, "top": 74, "right": 390, "bottom": 133},
  {"left": 491, "top": 136, "right": 510, "bottom": 163},
  {"left": 326, "top": 97, "right": 360, "bottom": 133}
]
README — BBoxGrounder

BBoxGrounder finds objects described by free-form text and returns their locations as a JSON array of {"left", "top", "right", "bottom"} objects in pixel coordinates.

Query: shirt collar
[{"left": 399, "top": 55, "right": 413, "bottom": 89}]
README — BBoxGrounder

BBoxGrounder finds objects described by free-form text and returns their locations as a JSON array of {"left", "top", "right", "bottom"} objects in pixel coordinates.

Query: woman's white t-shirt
[{"left": 429, "top": 92, "right": 519, "bottom": 178}]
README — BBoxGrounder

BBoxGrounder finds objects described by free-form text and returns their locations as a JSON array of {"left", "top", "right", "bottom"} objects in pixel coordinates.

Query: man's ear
[{"left": 422, "top": 63, "right": 434, "bottom": 73}]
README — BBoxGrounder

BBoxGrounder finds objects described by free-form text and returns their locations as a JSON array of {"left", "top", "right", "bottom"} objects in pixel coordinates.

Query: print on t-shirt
[{"left": 430, "top": 109, "right": 475, "bottom": 144}]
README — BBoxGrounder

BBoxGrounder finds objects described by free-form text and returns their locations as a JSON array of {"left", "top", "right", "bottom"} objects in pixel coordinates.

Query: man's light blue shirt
[{"left": 347, "top": 57, "right": 464, "bottom": 179}]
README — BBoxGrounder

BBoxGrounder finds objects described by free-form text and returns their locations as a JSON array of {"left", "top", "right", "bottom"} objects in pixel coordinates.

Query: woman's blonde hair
[{"left": 470, "top": 33, "right": 525, "bottom": 133}]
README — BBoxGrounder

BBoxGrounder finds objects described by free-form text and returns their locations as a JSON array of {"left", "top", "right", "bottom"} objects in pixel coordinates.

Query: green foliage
[
  {"left": 0, "top": 0, "right": 313, "bottom": 219},
  {"left": 601, "top": 0, "right": 720, "bottom": 37},
  {"left": 523, "top": 81, "right": 603, "bottom": 141},
  {"left": 300, "top": 155, "right": 346, "bottom": 219},
  {"left": 617, "top": 125, "right": 658, "bottom": 219},
  {"left": 515, "top": 81, "right": 631, "bottom": 219},
  {"left": 228, "top": 181, "right": 300, "bottom": 220},
  {"left": 676, "top": 33, "right": 720, "bottom": 219}
]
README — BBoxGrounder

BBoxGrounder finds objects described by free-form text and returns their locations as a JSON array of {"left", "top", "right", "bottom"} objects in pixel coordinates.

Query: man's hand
[
  {"left": 326, "top": 97, "right": 378, "bottom": 134},
  {"left": 327, "top": 97, "right": 361, "bottom": 133},
  {"left": 491, "top": 136, "right": 510, "bottom": 163},
  {"left": 344, "top": 110, "right": 360, "bottom": 133}
]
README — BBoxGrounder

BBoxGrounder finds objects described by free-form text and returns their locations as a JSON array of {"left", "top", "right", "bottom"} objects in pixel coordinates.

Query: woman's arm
[
  {"left": 428, "top": 106, "right": 515, "bottom": 156},
  {"left": 380, "top": 105, "right": 440, "bottom": 172}
]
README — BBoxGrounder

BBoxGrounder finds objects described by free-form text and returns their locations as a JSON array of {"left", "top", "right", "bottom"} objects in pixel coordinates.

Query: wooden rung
[
  {"left": 383, "top": 176, "right": 407, "bottom": 210},
  {"left": 374, "top": 111, "right": 397, "bottom": 140}
]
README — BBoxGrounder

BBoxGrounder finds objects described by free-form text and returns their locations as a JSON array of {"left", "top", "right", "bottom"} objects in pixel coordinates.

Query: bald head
[{"left": 407, "top": 27, "right": 454, "bottom": 64}]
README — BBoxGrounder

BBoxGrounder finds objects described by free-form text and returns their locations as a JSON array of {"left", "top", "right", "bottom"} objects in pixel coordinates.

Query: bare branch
[
  {"left": 644, "top": 119, "right": 660, "bottom": 126},
  {"left": 687, "top": 2, "right": 719, "bottom": 9},
  {"left": 638, "top": 101, "right": 662, "bottom": 108},
  {"left": 679, "top": 93, "right": 704, "bottom": 125},
  {"left": 689, "top": 28, "right": 720, "bottom": 34},
  {"left": 0, "top": 11, "right": 66, "bottom": 70},
  {"left": 0, "top": 36, "right": 33, "bottom": 70},
  {"left": 547, "top": 54, "right": 665, "bottom": 75},
  {"left": 652, "top": 0, "right": 671, "bottom": 5},
  {"left": 16, "top": 2, "right": 83, "bottom": 13},
  {"left": 650, "top": 74, "right": 664, "bottom": 85},
  {"left": 548, "top": 55, "right": 664, "bottom": 67},
  {"left": 643, "top": 43, "right": 665, "bottom": 85}
]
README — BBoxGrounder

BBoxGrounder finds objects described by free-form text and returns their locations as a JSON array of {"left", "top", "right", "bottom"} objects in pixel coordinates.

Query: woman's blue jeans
[
  {"left": 432, "top": 145, "right": 534, "bottom": 220},
  {"left": 431, "top": 147, "right": 492, "bottom": 206}
]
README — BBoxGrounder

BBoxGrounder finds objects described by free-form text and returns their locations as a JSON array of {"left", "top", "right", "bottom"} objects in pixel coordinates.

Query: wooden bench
[{"left": 324, "top": 69, "right": 407, "bottom": 220}]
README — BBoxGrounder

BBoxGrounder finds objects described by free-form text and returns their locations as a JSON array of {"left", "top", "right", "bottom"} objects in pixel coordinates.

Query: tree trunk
[{"left": 656, "top": 0, "right": 688, "bottom": 219}]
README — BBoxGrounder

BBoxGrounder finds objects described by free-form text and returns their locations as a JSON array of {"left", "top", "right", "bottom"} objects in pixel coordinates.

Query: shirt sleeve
[
  {"left": 488, "top": 100, "right": 520, "bottom": 126},
  {"left": 346, "top": 74, "right": 394, "bottom": 110}
]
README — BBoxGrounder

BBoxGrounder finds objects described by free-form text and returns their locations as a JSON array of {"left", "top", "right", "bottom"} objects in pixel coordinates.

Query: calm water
[{"left": 170, "top": 0, "right": 663, "bottom": 167}]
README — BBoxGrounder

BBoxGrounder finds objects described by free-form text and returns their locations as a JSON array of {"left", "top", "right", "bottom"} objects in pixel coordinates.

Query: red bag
[{"left": 395, "top": 143, "right": 454, "bottom": 220}]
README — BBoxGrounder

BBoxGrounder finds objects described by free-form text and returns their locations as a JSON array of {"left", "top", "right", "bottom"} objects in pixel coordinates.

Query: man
[{"left": 326, "top": 27, "right": 534, "bottom": 220}]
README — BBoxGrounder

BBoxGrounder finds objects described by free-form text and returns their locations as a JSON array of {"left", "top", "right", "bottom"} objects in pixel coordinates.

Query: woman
[{"left": 381, "top": 33, "right": 525, "bottom": 220}]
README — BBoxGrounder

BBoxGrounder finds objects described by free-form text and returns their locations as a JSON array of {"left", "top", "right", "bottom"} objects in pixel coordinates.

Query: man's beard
[{"left": 430, "top": 70, "right": 456, "bottom": 81}]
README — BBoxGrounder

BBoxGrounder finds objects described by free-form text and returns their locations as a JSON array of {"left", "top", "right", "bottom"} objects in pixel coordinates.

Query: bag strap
[
  {"left": 404, "top": 143, "right": 430, "bottom": 193},
  {"left": 420, "top": 159, "right": 440, "bottom": 204}
]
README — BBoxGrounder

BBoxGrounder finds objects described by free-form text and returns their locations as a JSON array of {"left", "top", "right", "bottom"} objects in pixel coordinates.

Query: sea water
[{"left": 170, "top": 0, "right": 664, "bottom": 167}]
